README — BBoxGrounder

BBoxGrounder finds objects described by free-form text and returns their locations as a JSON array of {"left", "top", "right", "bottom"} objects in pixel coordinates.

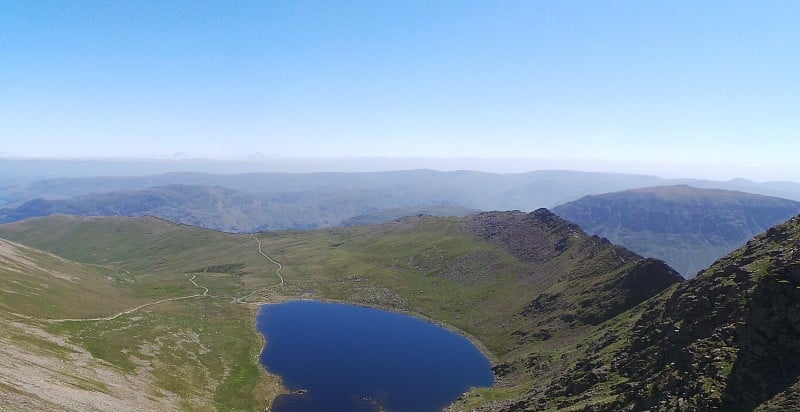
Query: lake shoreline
[
  {"left": 252, "top": 298, "right": 496, "bottom": 411},
  {"left": 254, "top": 296, "right": 498, "bottom": 365}
]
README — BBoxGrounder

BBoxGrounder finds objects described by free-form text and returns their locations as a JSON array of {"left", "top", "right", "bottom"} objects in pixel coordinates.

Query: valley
[
  {"left": 5, "top": 2, "right": 798, "bottom": 410},
  {"left": 1, "top": 200, "right": 799, "bottom": 411},
  {"left": 1, "top": 210, "right": 682, "bottom": 410}
]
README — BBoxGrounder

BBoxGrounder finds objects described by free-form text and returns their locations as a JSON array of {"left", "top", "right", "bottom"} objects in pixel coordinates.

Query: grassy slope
[
  {"left": 0, "top": 237, "right": 139, "bottom": 319},
  {"left": 1, "top": 216, "right": 523, "bottom": 409},
  {"left": 0, "top": 238, "right": 183, "bottom": 411},
  {"left": 254, "top": 216, "right": 536, "bottom": 354},
  {"left": 1, "top": 212, "right": 681, "bottom": 411},
  {"left": 340, "top": 205, "right": 480, "bottom": 226},
  {"left": 0, "top": 216, "right": 283, "bottom": 411}
]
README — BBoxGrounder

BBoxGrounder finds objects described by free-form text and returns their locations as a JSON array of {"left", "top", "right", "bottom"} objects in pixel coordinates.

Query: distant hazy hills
[
  {"left": 0, "top": 169, "right": 670, "bottom": 231},
  {"left": 554, "top": 185, "right": 800, "bottom": 277},
  {"left": 3, "top": 169, "right": 800, "bottom": 232},
  {"left": 0, "top": 169, "right": 673, "bottom": 211},
  {"left": 0, "top": 184, "right": 461, "bottom": 232}
]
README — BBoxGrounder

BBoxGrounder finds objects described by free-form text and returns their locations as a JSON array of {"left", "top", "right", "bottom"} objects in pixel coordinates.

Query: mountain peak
[{"left": 465, "top": 210, "right": 681, "bottom": 329}]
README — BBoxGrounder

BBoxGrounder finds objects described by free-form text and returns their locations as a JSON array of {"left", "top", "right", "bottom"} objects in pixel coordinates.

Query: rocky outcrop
[
  {"left": 482, "top": 213, "right": 800, "bottom": 411},
  {"left": 466, "top": 209, "right": 682, "bottom": 328},
  {"left": 615, "top": 214, "right": 800, "bottom": 411}
]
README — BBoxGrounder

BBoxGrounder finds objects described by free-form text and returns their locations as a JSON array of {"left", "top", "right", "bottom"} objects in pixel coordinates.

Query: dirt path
[
  {"left": 5, "top": 237, "right": 287, "bottom": 410},
  {"left": 252, "top": 235, "right": 284, "bottom": 287},
  {"left": 237, "top": 236, "right": 285, "bottom": 303},
  {"left": 45, "top": 236, "right": 284, "bottom": 322},
  {"left": 49, "top": 274, "right": 209, "bottom": 323},
  {"left": 186, "top": 273, "right": 209, "bottom": 295}
]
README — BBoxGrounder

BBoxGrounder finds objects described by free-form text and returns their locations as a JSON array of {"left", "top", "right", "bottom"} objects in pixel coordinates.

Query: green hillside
[
  {"left": 0, "top": 218, "right": 283, "bottom": 411},
  {"left": 6, "top": 210, "right": 798, "bottom": 410},
  {"left": 0, "top": 210, "right": 681, "bottom": 410}
]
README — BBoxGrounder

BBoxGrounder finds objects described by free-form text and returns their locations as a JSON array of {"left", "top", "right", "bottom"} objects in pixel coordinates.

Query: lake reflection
[{"left": 257, "top": 301, "right": 493, "bottom": 412}]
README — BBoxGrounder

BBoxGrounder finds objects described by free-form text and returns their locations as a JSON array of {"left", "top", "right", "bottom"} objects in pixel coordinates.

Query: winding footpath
[
  {"left": 237, "top": 235, "right": 284, "bottom": 302},
  {"left": 48, "top": 274, "right": 210, "bottom": 323},
  {"left": 45, "top": 236, "right": 283, "bottom": 323},
  {"left": 252, "top": 234, "right": 284, "bottom": 288}
]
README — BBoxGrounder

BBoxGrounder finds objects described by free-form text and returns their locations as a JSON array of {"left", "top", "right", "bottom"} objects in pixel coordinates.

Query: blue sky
[{"left": 2, "top": 1, "right": 799, "bottom": 180}]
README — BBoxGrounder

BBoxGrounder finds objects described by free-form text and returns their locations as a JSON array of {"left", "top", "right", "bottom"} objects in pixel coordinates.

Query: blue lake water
[{"left": 256, "top": 300, "right": 494, "bottom": 412}]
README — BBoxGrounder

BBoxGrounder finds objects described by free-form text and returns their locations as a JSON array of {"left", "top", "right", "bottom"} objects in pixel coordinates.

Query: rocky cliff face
[
  {"left": 457, "top": 210, "right": 683, "bottom": 410},
  {"left": 553, "top": 185, "right": 800, "bottom": 277},
  {"left": 472, "top": 212, "right": 800, "bottom": 411},
  {"left": 613, "top": 214, "right": 800, "bottom": 411},
  {"left": 466, "top": 209, "right": 682, "bottom": 327}
]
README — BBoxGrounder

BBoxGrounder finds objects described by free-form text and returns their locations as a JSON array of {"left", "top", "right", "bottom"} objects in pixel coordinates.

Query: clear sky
[{"left": 2, "top": 1, "right": 799, "bottom": 181}]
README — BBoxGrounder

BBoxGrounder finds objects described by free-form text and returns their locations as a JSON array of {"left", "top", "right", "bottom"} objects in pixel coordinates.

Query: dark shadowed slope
[
  {"left": 554, "top": 185, "right": 800, "bottom": 277},
  {"left": 613, "top": 213, "right": 800, "bottom": 411},
  {"left": 464, "top": 210, "right": 681, "bottom": 326},
  {"left": 502, "top": 213, "right": 800, "bottom": 411}
]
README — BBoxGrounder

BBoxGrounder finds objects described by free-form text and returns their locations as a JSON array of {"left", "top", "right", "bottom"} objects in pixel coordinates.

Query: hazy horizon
[
  {"left": 4, "top": 2, "right": 799, "bottom": 182},
  {"left": 1, "top": 155, "right": 798, "bottom": 184}
]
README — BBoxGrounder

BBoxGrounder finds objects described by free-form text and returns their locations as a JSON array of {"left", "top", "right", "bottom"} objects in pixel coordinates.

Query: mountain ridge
[
  {"left": 614, "top": 213, "right": 800, "bottom": 410},
  {"left": 4, "top": 170, "right": 800, "bottom": 235},
  {"left": 554, "top": 185, "right": 800, "bottom": 277}
]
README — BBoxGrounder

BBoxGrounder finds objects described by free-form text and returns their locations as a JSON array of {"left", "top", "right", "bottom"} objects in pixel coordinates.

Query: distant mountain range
[
  {"left": 2, "top": 169, "right": 800, "bottom": 233},
  {"left": 554, "top": 185, "right": 800, "bottom": 277},
  {"left": 0, "top": 184, "right": 480, "bottom": 232},
  {"left": 0, "top": 184, "right": 387, "bottom": 232},
  {"left": 0, "top": 169, "right": 673, "bottom": 210}
]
